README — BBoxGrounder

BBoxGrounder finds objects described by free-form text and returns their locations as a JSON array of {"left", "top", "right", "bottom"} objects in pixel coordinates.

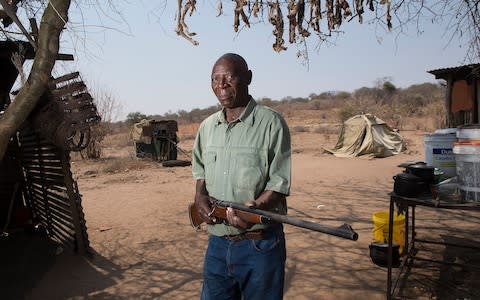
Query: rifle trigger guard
[{"left": 207, "top": 206, "right": 216, "bottom": 217}]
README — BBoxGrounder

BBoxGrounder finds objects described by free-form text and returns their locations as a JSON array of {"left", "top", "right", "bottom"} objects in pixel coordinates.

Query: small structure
[
  {"left": 324, "top": 114, "right": 405, "bottom": 158},
  {"left": 132, "top": 119, "right": 178, "bottom": 161},
  {"left": 428, "top": 64, "right": 480, "bottom": 127},
  {"left": 0, "top": 40, "right": 98, "bottom": 255}
]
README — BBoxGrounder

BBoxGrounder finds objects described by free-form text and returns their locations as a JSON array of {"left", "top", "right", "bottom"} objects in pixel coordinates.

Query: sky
[{"left": 49, "top": 1, "right": 472, "bottom": 121}]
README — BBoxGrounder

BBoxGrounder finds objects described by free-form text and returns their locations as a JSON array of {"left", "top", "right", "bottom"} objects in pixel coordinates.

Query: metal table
[{"left": 386, "top": 192, "right": 480, "bottom": 299}]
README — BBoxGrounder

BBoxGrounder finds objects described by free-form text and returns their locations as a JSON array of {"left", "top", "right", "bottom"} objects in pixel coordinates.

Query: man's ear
[{"left": 245, "top": 70, "right": 252, "bottom": 85}]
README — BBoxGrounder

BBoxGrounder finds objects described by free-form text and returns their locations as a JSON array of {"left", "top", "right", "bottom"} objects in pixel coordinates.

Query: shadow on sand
[{"left": 0, "top": 229, "right": 121, "bottom": 300}]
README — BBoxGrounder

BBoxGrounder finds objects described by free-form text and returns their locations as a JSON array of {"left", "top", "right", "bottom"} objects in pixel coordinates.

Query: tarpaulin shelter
[{"left": 324, "top": 114, "right": 406, "bottom": 158}]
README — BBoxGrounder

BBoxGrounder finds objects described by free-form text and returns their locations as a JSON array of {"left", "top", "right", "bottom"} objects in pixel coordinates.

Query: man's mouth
[{"left": 218, "top": 94, "right": 233, "bottom": 100}]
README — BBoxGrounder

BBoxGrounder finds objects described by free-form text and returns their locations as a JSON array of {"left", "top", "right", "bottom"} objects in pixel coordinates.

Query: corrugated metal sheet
[
  {"left": 13, "top": 126, "right": 90, "bottom": 254},
  {"left": 428, "top": 64, "right": 480, "bottom": 80}
]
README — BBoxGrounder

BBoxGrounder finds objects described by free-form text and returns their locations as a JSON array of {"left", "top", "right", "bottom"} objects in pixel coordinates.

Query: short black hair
[{"left": 217, "top": 53, "right": 249, "bottom": 72}]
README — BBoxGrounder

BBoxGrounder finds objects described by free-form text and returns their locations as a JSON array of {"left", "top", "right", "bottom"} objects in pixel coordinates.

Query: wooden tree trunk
[{"left": 0, "top": 0, "right": 71, "bottom": 161}]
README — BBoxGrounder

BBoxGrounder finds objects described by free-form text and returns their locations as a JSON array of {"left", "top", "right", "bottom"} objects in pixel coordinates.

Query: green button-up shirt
[{"left": 192, "top": 98, "right": 291, "bottom": 236}]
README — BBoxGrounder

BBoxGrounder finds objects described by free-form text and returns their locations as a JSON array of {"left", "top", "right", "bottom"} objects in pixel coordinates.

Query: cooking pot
[
  {"left": 369, "top": 242, "right": 400, "bottom": 267},
  {"left": 393, "top": 172, "right": 424, "bottom": 197},
  {"left": 405, "top": 163, "right": 435, "bottom": 186}
]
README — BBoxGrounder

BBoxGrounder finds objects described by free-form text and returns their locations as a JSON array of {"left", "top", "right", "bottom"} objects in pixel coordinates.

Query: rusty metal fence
[{"left": 16, "top": 126, "right": 90, "bottom": 254}]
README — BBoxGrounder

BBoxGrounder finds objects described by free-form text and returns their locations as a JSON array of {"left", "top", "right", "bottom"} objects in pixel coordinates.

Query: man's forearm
[{"left": 195, "top": 179, "right": 209, "bottom": 197}]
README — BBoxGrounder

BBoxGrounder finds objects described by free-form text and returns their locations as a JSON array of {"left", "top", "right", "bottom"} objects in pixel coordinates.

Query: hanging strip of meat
[
  {"left": 339, "top": 0, "right": 352, "bottom": 17},
  {"left": 287, "top": 0, "right": 298, "bottom": 43},
  {"left": 367, "top": 0, "right": 374, "bottom": 11},
  {"left": 268, "top": 1, "right": 287, "bottom": 52},
  {"left": 175, "top": 0, "right": 199, "bottom": 45},
  {"left": 309, "top": 0, "right": 321, "bottom": 32},
  {"left": 326, "top": 0, "right": 334, "bottom": 30},
  {"left": 252, "top": 0, "right": 261, "bottom": 17},
  {"left": 384, "top": 0, "right": 392, "bottom": 30},
  {"left": 334, "top": 0, "right": 343, "bottom": 27},
  {"left": 216, "top": 0, "right": 223, "bottom": 17},
  {"left": 297, "top": 0, "right": 310, "bottom": 37},
  {"left": 354, "top": 0, "right": 364, "bottom": 24},
  {"left": 234, "top": 0, "right": 250, "bottom": 32}
]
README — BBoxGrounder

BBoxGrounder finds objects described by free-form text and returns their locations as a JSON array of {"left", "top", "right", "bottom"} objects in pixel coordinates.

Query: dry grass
[
  {"left": 291, "top": 125, "right": 309, "bottom": 133},
  {"left": 179, "top": 123, "right": 200, "bottom": 140},
  {"left": 103, "top": 132, "right": 133, "bottom": 148},
  {"left": 100, "top": 157, "right": 154, "bottom": 173}
]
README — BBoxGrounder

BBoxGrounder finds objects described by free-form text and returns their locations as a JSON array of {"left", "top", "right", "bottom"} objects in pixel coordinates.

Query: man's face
[{"left": 211, "top": 58, "right": 250, "bottom": 108}]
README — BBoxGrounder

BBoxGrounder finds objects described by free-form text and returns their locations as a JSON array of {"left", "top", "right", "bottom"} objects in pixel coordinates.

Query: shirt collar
[{"left": 215, "top": 97, "right": 256, "bottom": 126}]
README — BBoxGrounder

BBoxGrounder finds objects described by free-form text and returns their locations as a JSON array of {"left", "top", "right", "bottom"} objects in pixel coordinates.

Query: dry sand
[{"left": 3, "top": 126, "right": 480, "bottom": 300}]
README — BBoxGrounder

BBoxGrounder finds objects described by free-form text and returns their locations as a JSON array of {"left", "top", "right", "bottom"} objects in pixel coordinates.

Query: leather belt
[{"left": 224, "top": 230, "right": 265, "bottom": 241}]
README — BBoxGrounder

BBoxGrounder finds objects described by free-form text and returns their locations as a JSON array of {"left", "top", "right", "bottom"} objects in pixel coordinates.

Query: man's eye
[{"left": 212, "top": 75, "right": 236, "bottom": 84}]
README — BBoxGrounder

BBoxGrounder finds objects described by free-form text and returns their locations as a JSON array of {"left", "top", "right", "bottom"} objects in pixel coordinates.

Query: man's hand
[
  {"left": 195, "top": 194, "right": 217, "bottom": 224},
  {"left": 195, "top": 179, "right": 217, "bottom": 224},
  {"left": 226, "top": 207, "right": 254, "bottom": 230},
  {"left": 251, "top": 190, "right": 286, "bottom": 210},
  {"left": 226, "top": 191, "right": 285, "bottom": 229}
]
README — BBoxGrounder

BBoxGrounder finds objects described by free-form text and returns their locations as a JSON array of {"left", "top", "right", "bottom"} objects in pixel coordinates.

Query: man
[{"left": 192, "top": 53, "right": 292, "bottom": 300}]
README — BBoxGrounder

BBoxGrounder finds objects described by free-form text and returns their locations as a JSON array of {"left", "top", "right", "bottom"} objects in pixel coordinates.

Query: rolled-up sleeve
[
  {"left": 191, "top": 124, "right": 205, "bottom": 180},
  {"left": 265, "top": 115, "right": 291, "bottom": 196}
]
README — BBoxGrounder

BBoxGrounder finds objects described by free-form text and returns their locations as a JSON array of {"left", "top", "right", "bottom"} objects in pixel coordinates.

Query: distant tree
[
  {"left": 383, "top": 81, "right": 397, "bottom": 93},
  {"left": 281, "top": 96, "right": 294, "bottom": 103},
  {"left": 257, "top": 97, "right": 276, "bottom": 107},
  {"left": 318, "top": 91, "right": 337, "bottom": 99},
  {"left": 126, "top": 112, "right": 148, "bottom": 125},
  {"left": 80, "top": 85, "right": 123, "bottom": 159},
  {"left": 353, "top": 87, "right": 374, "bottom": 98},
  {"left": 290, "top": 97, "right": 309, "bottom": 103},
  {"left": 334, "top": 91, "right": 352, "bottom": 100}
]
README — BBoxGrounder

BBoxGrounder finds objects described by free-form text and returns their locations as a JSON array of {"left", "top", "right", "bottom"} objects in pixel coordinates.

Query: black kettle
[
  {"left": 393, "top": 172, "right": 424, "bottom": 197},
  {"left": 405, "top": 163, "right": 435, "bottom": 186}
]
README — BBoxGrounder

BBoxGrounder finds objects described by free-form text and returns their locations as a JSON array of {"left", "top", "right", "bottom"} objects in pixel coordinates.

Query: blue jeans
[{"left": 201, "top": 225, "right": 286, "bottom": 300}]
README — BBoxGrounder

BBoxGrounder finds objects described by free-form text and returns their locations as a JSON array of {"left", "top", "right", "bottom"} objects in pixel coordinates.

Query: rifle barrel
[{"left": 214, "top": 199, "right": 358, "bottom": 241}]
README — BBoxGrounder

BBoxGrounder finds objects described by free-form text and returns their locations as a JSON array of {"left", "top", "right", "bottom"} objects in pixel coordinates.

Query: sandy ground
[{"left": 2, "top": 127, "right": 480, "bottom": 300}]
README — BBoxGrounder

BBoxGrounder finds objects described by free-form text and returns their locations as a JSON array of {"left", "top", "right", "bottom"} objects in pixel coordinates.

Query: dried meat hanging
[{"left": 171, "top": 0, "right": 392, "bottom": 51}]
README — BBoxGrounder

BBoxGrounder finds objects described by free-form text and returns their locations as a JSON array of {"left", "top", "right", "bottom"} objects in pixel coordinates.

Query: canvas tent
[{"left": 324, "top": 114, "right": 405, "bottom": 158}]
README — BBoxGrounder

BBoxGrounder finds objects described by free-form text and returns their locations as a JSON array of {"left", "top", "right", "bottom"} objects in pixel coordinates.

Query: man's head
[{"left": 211, "top": 53, "right": 252, "bottom": 109}]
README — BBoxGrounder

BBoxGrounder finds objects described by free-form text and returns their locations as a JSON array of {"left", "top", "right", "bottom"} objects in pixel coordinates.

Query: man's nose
[{"left": 219, "top": 76, "right": 229, "bottom": 86}]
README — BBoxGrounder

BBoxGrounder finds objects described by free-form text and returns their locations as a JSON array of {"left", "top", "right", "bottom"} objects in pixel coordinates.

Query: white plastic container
[
  {"left": 457, "top": 124, "right": 480, "bottom": 141},
  {"left": 453, "top": 141, "right": 480, "bottom": 202},
  {"left": 424, "top": 128, "right": 457, "bottom": 177}
]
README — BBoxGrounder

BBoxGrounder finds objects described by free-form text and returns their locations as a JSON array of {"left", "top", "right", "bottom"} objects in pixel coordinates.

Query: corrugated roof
[{"left": 427, "top": 64, "right": 480, "bottom": 80}]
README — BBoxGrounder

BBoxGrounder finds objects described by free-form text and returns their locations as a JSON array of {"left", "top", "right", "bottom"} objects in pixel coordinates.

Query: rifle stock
[{"left": 188, "top": 199, "right": 358, "bottom": 241}]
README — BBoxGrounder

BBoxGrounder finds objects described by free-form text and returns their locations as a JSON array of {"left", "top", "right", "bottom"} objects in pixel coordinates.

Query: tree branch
[{"left": 0, "top": 0, "right": 72, "bottom": 161}]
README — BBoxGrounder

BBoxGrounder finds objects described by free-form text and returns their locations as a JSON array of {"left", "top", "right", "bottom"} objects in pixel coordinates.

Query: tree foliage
[
  {"left": 80, "top": 84, "right": 123, "bottom": 159},
  {"left": 383, "top": 81, "right": 397, "bottom": 93},
  {"left": 125, "top": 112, "right": 148, "bottom": 126}
]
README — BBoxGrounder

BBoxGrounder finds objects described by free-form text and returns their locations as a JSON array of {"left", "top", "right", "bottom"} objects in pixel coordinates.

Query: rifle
[{"left": 188, "top": 198, "right": 358, "bottom": 241}]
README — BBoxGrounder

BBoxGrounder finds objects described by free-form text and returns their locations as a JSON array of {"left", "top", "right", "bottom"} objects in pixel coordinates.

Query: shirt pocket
[
  {"left": 233, "top": 152, "right": 266, "bottom": 191},
  {"left": 204, "top": 151, "right": 217, "bottom": 191}
]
